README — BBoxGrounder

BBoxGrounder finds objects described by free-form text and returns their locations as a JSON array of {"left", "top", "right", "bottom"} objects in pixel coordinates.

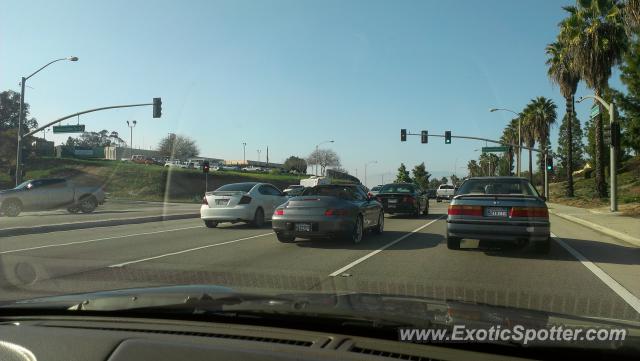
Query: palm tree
[
  {"left": 546, "top": 41, "right": 580, "bottom": 197},
  {"left": 625, "top": 0, "right": 640, "bottom": 34},
  {"left": 500, "top": 119, "right": 519, "bottom": 175},
  {"left": 527, "top": 97, "right": 557, "bottom": 185},
  {"left": 559, "top": 0, "right": 627, "bottom": 198}
]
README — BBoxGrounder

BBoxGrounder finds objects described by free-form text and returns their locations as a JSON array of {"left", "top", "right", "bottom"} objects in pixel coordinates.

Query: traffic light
[
  {"left": 444, "top": 131, "right": 451, "bottom": 144},
  {"left": 603, "top": 123, "right": 611, "bottom": 146},
  {"left": 611, "top": 122, "right": 621, "bottom": 148},
  {"left": 202, "top": 161, "right": 210, "bottom": 173},
  {"left": 153, "top": 97, "right": 162, "bottom": 118},
  {"left": 546, "top": 156, "right": 553, "bottom": 171},
  {"left": 401, "top": 129, "right": 407, "bottom": 142},
  {"left": 421, "top": 130, "right": 428, "bottom": 144}
]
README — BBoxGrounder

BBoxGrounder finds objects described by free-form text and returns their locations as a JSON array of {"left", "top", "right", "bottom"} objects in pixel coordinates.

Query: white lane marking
[
  {"left": 0, "top": 225, "right": 203, "bottom": 254},
  {"left": 109, "top": 233, "right": 272, "bottom": 268},
  {"left": 329, "top": 215, "right": 445, "bottom": 277},
  {"left": 552, "top": 232, "right": 640, "bottom": 315}
]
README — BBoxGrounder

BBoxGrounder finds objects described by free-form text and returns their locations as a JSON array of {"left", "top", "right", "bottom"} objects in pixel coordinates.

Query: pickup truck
[
  {"left": 0, "top": 178, "right": 105, "bottom": 217},
  {"left": 435, "top": 184, "right": 456, "bottom": 202}
]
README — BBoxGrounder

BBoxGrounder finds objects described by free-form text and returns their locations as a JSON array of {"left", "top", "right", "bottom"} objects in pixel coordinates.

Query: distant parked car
[
  {"left": 201, "top": 182, "right": 288, "bottom": 228},
  {"left": 0, "top": 178, "right": 105, "bottom": 217},
  {"left": 131, "top": 155, "right": 153, "bottom": 165}
]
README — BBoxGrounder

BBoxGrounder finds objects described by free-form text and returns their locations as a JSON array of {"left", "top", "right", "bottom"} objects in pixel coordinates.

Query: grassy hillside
[
  {"left": 0, "top": 158, "right": 309, "bottom": 202},
  {"left": 548, "top": 156, "right": 640, "bottom": 217}
]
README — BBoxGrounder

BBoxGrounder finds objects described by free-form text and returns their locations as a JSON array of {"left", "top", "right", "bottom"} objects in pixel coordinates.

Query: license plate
[
  {"left": 215, "top": 199, "right": 229, "bottom": 205},
  {"left": 485, "top": 207, "right": 508, "bottom": 217},
  {"left": 295, "top": 223, "right": 312, "bottom": 232},
  {"left": 388, "top": 199, "right": 398, "bottom": 204}
]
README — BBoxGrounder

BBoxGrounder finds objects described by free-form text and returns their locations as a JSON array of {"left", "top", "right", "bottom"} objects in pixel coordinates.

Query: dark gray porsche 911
[{"left": 272, "top": 184, "right": 384, "bottom": 243}]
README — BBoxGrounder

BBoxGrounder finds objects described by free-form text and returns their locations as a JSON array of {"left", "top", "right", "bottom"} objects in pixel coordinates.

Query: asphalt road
[{"left": 1, "top": 201, "right": 638, "bottom": 323}]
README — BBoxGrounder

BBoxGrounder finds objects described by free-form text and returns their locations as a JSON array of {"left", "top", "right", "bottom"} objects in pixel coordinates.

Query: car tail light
[
  {"left": 238, "top": 195, "right": 252, "bottom": 204},
  {"left": 448, "top": 205, "right": 482, "bottom": 216},
  {"left": 324, "top": 209, "right": 349, "bottom": 216},
  {"left": 274, "top": 209, "right": 284, "bottom": 216},
  {"left": 202, "top": 196, "right": 208, "bottom": 205},
  {"left": 509, "top": 207, "right": 548, "bottom": 218}
]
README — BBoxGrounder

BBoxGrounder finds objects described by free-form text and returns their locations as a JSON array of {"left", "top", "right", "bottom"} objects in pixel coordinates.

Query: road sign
[
  {"left": 590, "top": 105, "right": 600, "bottom": 118},
  {"left": 482, "top": 146, "right": 510, "bottom": 153},
  {"left": 53, "top": 124, "right": 85, "bottom": 133}
]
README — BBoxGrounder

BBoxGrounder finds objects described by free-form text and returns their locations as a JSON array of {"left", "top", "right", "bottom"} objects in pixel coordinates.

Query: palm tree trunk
[
  {"left": 594, "top": 90, "right": 607, "bottom": 198},
  {"left": 528, "top": 148, "right": 533, "bottom": 183},
  {"left": 566, "top": 95, "right": 575, "bottom": 197}
]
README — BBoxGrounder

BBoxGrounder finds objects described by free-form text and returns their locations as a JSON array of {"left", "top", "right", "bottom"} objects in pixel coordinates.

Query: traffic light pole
[{"left": 16, "top": 102, "right": 157, "bottom": 185}]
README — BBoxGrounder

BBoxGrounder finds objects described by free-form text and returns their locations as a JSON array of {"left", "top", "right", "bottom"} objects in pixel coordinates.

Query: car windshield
[
  {"left": 380, "top": 184, "right": 415, "bottom": 193},
  {"left": 457, "top": 178, "right": 540, "bottom": 196},
  {"left": 215, "top": 183, "right": 257, "bottom": 192},
  {"left": 2, "top": 1, "right": 639, "bottom": 355}
]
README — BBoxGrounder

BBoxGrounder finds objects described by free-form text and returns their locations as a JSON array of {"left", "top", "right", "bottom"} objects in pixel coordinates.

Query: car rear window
[
  {"left": 216, "top": 183, "right": 257, "bottom": 192},
  {"left": 439, "top": 185, "right": 454, "bottom": 189},
  {"left": 302, "top": 186, "right": 357, "bottom": 200},
  {"left": 380, "top": 184, "right": 415, "bottom": 193},
  {"left": 371, "top": 186, "right": 382, "bottom": 191},
  {"left": 457, "top": 179, "right": 539, "bottom": 196}
]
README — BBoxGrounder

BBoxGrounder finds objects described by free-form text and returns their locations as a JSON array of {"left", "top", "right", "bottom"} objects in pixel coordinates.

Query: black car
[
  {"left": 272, "top": 184, "right": 384, "bottom": 243},
  {"left": 375, "top": 183, "right": 429, "bottom": 216}
]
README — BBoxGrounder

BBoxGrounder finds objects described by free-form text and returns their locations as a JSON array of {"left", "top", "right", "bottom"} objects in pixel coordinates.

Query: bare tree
[
  {"left": 157, "top": 134, "right": 200, "bottom": 159},
  {"left": 308, "top": 148, "right": 340, "bottom": 176}
]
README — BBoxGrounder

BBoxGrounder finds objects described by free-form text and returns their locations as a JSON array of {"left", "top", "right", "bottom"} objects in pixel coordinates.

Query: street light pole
[
  {"left": 490, "top": 108, "right": 521, "bottom": 177},
  {"left": 242, "top": 142, "right": 246, "bottom": 164},
  {"left": 127, "top": 120, "right": 137, "bottom": 160},
  {"left": 15, "top": 56, "right": 78, "bottom": 186},
  {"left": 577, "top": 95, "right": 617, "bottom": 212},
  {"left": 257, "top": 149, "right": 261, "bottom": 163}
]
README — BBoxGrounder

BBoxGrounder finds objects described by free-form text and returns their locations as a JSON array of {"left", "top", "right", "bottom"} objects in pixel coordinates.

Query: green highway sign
[
  {"left": 482, "top": 146, "right": 510, "bottom": 153},
  {"left": 590, "top": 105, "right": 600, "bottom": 118},
  {"left": 53, "top": 124, "right": 85, "bottom": 133}
]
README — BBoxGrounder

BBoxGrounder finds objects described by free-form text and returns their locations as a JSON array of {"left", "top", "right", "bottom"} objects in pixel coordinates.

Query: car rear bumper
[
  {"left": 200, "top": 205, "right": 254, "bottom": 222},
  {"left": 446, "top": 220, "right": 550, "bottom": 243},
  {"left": 272, "top": 216, "right": 354, "bottom": 239}
]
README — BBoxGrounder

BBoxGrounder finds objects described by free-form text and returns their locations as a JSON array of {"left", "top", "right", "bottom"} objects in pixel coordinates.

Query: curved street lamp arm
[
  {"left": 25, "top": 58, "right": 69, "bottom": 81},
  {"left": 576, "top": 95, "right": 611, "bottom": 112}
]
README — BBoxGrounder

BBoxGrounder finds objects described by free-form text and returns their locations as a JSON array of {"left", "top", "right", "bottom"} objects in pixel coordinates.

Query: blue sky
[{"left": 1, "top": 0, "right": 624, "bottom": 187}]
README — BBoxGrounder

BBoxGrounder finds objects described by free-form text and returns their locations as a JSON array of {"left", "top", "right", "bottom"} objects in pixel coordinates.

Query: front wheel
[
  {"left": 436, "top": 198, "right": 441, "bottom": 203},
  {"left": 79, "top": 196, "right": 97, "bottom": 213},
  {"left": 67, "top": 206, "right": 80, "bottom": 214}
]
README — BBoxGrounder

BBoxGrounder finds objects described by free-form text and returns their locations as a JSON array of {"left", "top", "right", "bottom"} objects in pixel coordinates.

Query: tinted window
[
  {"left": 259, "top": 185, "right": 282, "bottom": 196},
  {"left": 440, "top": 185, "right": 454, "bottom": 189},
  {"left": 302, "top": 186, "right": 358, "bottom": 200},
  {"left": 457, "top": 179, "right": 539, "bottom": 196},
  {"left": 380, "top": 184, "right": 415, "bottom": 193},
  {"left": 216, "top": 183, "right": 257, "bottom": 192}
]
